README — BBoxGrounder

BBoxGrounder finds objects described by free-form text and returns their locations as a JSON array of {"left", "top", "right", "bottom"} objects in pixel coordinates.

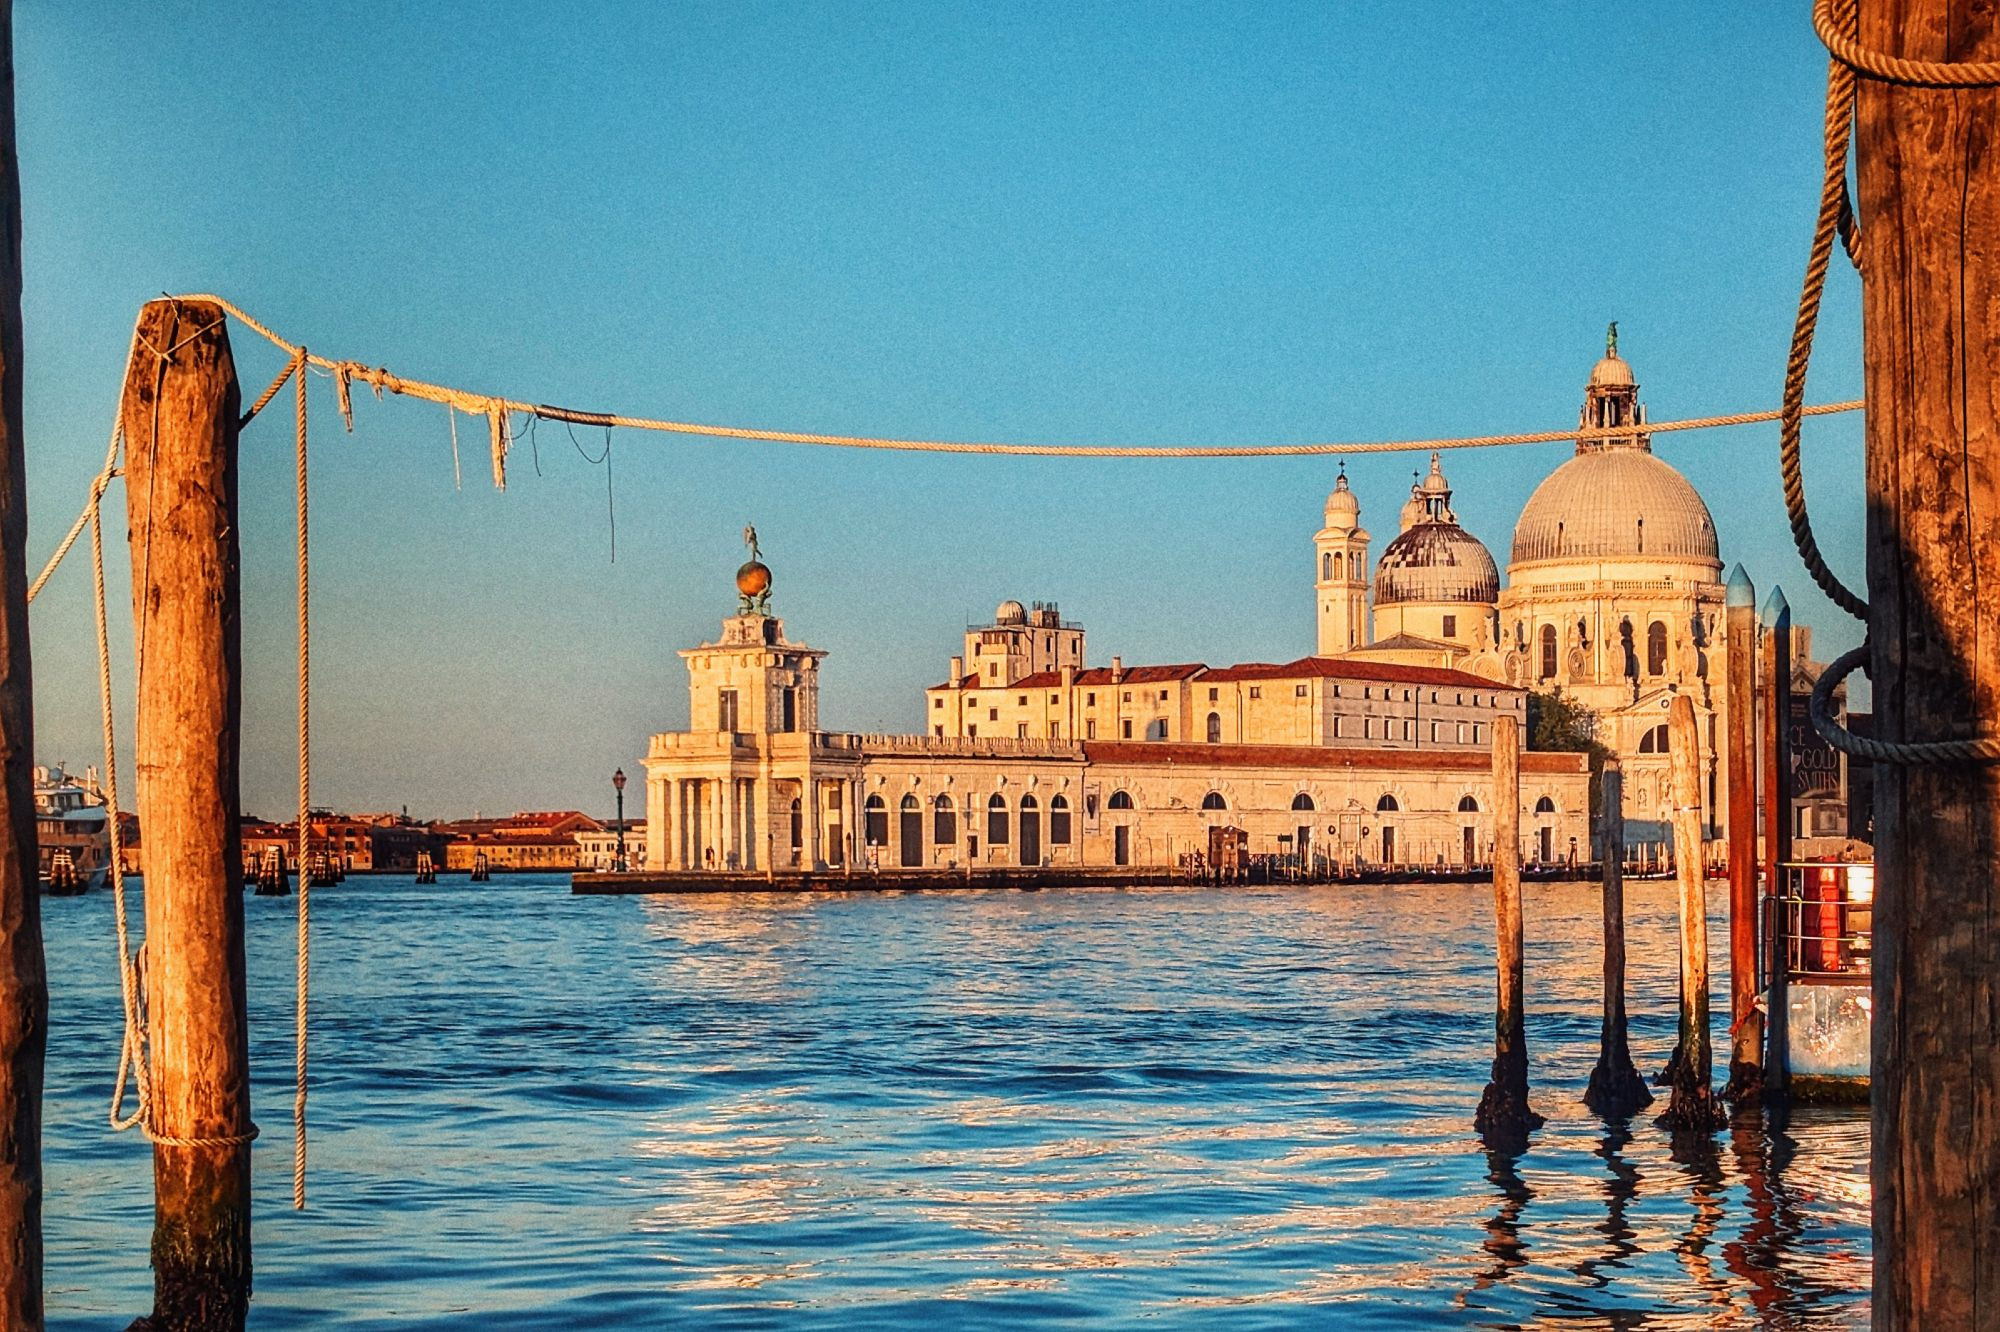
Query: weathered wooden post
[
  {"left": 1584, "top": 758, "right": 1650, "bottom": 1116},
  {"left": 1659, "top": 692, "right": 1724, "bottom": 1131},
  {"left": 1759, "top": 588, "right": 1792, "bottom": 1102},
  {"left": 1724, "top": 565, "right": 1761, "bottom": 1103},
  {"left": 1854, "top": 1, "right": 2000, "bottom": 1319},
  {"left": 1475, "top": 714, "right": 1542, "bottom": 1144},
  {"left": 0, "top": 5, "right": 41, "bottom": 1325},
  {"left": 121, "top": 298, "right": 252, "bottom": 1329}
]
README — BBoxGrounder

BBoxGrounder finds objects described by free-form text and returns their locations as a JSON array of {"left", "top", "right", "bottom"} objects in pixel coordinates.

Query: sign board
[{"left": 1787, "top": 691, "right": 1842, "bottom": 801}]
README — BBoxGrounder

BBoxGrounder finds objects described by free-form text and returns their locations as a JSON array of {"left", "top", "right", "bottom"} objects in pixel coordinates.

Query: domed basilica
[{"left": 1317, "top": 328, "right": 1728, "bottom": 837}]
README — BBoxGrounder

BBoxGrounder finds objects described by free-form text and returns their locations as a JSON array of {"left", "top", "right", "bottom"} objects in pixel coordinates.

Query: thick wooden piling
[
  {"left": 1724, "top": 565, "right": 1761, "bottom": 1104},
  {"left": 0, "top": 7, "right": 40, "bottom": 1325},
  {"left": 1759, "top": 589, "right": 1791, "bottom": 1103},
  {"left": 1475, "top": 714, "right": 1542, "bottom": 1144},
  {"left": 1854, "top": 2, "right": 2000, "bottom": 1320},
  {"left": 1659, "top": 693, "right": 1724, "bottom": 1132},
  {"left": 1584, "top": 758, "right": 1649, "bottom": 1116},
  {"left": 121, "top": 299, "right": 251, "bottom": 1330}
]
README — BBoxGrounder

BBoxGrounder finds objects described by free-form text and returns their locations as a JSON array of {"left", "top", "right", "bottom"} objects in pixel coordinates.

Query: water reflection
[{"left": 33, "top": 876, "right": 1868, "bottom": 1328}]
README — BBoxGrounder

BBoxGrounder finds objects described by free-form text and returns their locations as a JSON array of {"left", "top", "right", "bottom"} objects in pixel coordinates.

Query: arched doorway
[
  {"left": 1377, "top": 793, "right": 1399, "bottom": 865},
  {"left": 899, "top": 794, "right": 923, "bottom": 867},
  {"left": 1108, "top": 789, "right": 1133, "bottom": 865},
  {"left": 1458, "top": 794, "right": 1478, "bottom": 867},
  {"left": 1291, "top": 792, "right": 1315, "bottom": 869},
  {"left": 789, "top": 797, "right": 802, "bottom": 865},
  {"left": 1019, "top": 794, "right": 1041, "bottom": 867},
  {"left": 864, "top": 794, "right": 888, "bottom": 851}
]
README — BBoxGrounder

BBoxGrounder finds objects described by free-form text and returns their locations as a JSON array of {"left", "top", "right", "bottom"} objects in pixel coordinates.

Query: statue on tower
[{"left": 736, "top": 523, "right": 773, "bottom": 614}]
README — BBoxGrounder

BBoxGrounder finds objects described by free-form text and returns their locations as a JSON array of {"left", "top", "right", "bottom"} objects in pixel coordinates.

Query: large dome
[
  {"left": 1511, "top": 449, "right": 1718, "bottom": 566},
  {"left": 1376, "top": 523, "right": 1500, "bottom": 606}
]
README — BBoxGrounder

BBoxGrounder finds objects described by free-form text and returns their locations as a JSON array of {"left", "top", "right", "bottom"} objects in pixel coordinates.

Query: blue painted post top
[{"left": 1726, "top": 563, "right": 1756, "bottom": 609}]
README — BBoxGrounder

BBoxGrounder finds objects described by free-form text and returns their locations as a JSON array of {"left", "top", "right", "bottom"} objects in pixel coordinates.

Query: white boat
[{"left": 36, "top": 764, "right": 111, "bottom": 895}]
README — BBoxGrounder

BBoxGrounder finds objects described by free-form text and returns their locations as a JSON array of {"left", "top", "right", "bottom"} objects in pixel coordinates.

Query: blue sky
[{"left": 17, "top": 2, "right": 1865, "bottom": 819}]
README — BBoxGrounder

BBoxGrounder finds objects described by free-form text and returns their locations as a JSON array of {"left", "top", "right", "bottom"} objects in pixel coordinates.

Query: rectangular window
[
  {"left": 1457, "top": 722, "right": 1467, "bottom": 743},
  {"left": 1159, "top": 689, "right": 1169, "bottom": 701},
  {"left": 1456, "top": 693, "right": 1464, "bottom": 705},
  {"left": 1472, "top": 724, "right": 1482, "bottom": 744},
  {"left": 1208, "top": 687, "right": 1219, "bottom": 701},
  {"left": 1403, "top": 720, "right": 1414, "bottom": 741},
  {"left": 1050, "top": 694, "right": 1059, "bottom": 703},
  {"left": 934, "top": 725, "right": 943, "bottom": 738},
  {"left": 1332, "top": 716, "right": 1342, "bottom": 739},
  {"left": 1333, "top": 684, "right": 1342, "bottom": 697},
  {"left": 1122, "top": 691, "right": 1132, "bottom": 703},
  {"left": 717, "top": 689, "right": 739, "bottom": 732},
  {"left": 1294, "top": 684, "right": 1308, "bottom": 697},
  {"left": 1018, "top": 695, "right": 1028, "bottom": 706},
  {"left": 968, "top": 696, "right": 978, "bottom": 707},
  {"left": 1442, "top": 614, "right": 1457, "bottom": 637},
  {"left": 1431, "top": 720, "right": 1441, "bottom": 742},
  {"left": 1086, "top": 692, "right": 1096, "bottom": 706},
  {"left": 782, "top": 687, "right": 797, "bottom": 732},
  {"left": 1249, "top": 686, "right": 1262, "bottom": 699},
  {"left": 1017, "top": 723, "right": 1028, "bottom": 739},
  {"left": 986, "top": 663, "right": 997, "bottom": 679},
  {"left": 1364, "top": 687, "right": 1372, "bottom": 700},
  {"left": 933, "top": 697, "right": 944, "bottom": 709},
  {"left": 1121, "top": 719, "right": 1133, "bottom": 739},
  {"left": 967, "top": 724, "right": 977, "bottom": 739},
  {"left": 1048, "top": 723, "right": 1060, "bottom": 739},
  {"left": 1087, "top": 720, "right": 1097, "bottom": 739},
  {"left": 988, "top": 708, "right": 999, "bottom": 721},
  {"left": 1363, "top": 717, "right": 1373, "bottom": 739}
]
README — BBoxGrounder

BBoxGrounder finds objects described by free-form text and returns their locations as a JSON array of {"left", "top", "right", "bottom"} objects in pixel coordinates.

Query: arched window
[
  {"left": 1322, "top": 551, "right": 1333, "bottom": 581},
  {"left": 864, "top": 793, "right": 888, "bottom": 847},
  {"left": 1377, "top": 794, "right": 1400, "bottom": 812},
  {"left": 789, "top": 797, "right": 802, "bottom": 850},
  {"left": 1539, "top": 624, "right": 1558, "bottom": 679},
  {"left": 1638, "top": 723, "right": 1669, "bottom": 754},
  {"left": 1019, "top": 793, "right": 1038, "bottom": 811},
  {"left": 986, "top": 793, "right": 1009, "bottom": 845},
  {"left": 1458, "top": 794, "right": 1479, "bottom": 812},
  {"left": 1291, "top": 792, "right": 1315, "bottom": 811},
  {"left": 899, "top": 794, "right": 923, "bottom": 865},
  {"left": 1049, "top": 795, "right": 1071, "bottom": 845},
  {"left": 1206, "top": 712, "right": 1222, "bottom": 743},
  {"left": 1107, "top": 790, "right": 1134, "bottom": 810},
  {"left": 900, "top": 793, "right": 919, "bottom": 811},
  {"left": 1647, "top": 621, "right": 1668, "bottom": 676},
  {"left": 1145, "top": 718, "right": 1168, "bottom": 741},
  {"left": 933, "top": 795, "right": 957, "bottom": 846},
  {"left": 1201, "top": 792, "right": 1227, "bottom": 811},
  {"left": 1332, "top": 551, "right": 1344, "bottom": 579},
  {"left": 1534, "top": 796, "right": 1557, "bottom": 814}
]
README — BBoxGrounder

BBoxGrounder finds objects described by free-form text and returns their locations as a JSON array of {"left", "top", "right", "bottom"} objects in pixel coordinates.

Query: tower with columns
[{"left": 1314, "top": 469, "right": 1371, "bottom": 655}]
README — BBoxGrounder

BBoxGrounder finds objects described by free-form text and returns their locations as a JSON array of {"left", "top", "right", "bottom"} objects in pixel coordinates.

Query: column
[
  {"left": 646, "top": 774, "right": 668, "bottom": 871},
  {"left": 803, "top": 774, "right": 821, "bottom": 868},
  {"left": 719, "top": 773, "right": 737, "bottom": 870}
]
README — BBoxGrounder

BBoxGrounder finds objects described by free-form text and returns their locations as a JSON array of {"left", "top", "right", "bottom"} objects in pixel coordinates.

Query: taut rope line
[
  {"left": 293, "top": 347, "right": 313, "bottom": 1209},
  {"left": 173, "top": 292, "right": 1858, "bottom": 474}
]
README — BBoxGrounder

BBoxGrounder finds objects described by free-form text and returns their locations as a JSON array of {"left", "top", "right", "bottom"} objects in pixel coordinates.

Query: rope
[
  {"left": 293, "top": 350, "right": 312, "bottom": 1209},
  {"left": 1812, "top": 0, "right": 2000, "bottom": 87},
  {"left": 169, "top": 292, "right": 1860, "bottom": 472},
  {"left": 1781, "top": 0, "right": 1870, "bottom": 622},
  {"left": 1809, "top": 644, "right": 2000, "bottom": 764}
]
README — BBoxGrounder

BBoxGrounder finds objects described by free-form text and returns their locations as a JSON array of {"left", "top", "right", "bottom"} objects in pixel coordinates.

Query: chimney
[
  {"left": 950, "top": 655, "right": 964, "bottom": 684},
  {"left": 1111, "top": 655, "right": 1123, "bottom": 683}
]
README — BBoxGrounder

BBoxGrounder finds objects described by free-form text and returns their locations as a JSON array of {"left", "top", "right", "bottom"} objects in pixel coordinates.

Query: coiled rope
[{"left": 1793, "top": 0, "right": 2000, "bottom": 764}]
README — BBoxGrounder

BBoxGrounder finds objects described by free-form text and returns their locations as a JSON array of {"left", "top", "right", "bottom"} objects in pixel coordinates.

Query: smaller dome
[
  {"left": 1375, "top": 524, "right": 1500, "bottom": 607},
  {"left": 995, "top": 599, "right": 1027, "bottom": 625},
  {"left": 1588, "top": 352, "right": 1635, "bottom": 389},
  {"left": 1323, "top": 470, "right": 1359, "bottom": 526},
  {"left": 736, "top": 559, "right": 772, "bottom": 600}
]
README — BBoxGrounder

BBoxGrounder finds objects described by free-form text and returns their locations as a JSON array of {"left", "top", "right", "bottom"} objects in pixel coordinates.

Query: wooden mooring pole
[
  {"left": 1759, "top": 588, "right": 1792, "bottom": 1103},
  {"left": 1583, "top": 758, "right": 1649, "bottom": 1116},
  {"left": 1474, "top": 714, "right": 1542, "bottom": 1145},
  {"left": 121, "top": 299, "right": 251, "bottom": 1330},
  {"left": 0, "top": 5, "right": 41, "bottom": 1325},
  {"left": 1854, "top": 1, "right": 2000, "bottom": 1321},
  {"left": 1724, "top": 564, "right": 1761, "bottom": 1104},
  {"left": 1659, "top": 692, "right": 1724, "bottom": 1131}
]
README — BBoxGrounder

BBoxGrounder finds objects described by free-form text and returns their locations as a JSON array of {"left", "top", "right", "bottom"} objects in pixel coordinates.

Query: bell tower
[{"left": 1315, "top": 468, "right": 1371, "bottom": 655}]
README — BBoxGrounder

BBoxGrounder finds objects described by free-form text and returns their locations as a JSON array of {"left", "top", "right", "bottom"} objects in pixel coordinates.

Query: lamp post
[{"left": 612, "top": 768, "right": 627, "bottom": 871}]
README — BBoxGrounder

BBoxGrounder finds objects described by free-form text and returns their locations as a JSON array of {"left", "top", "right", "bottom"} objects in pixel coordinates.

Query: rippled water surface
[{"left": 42, "top": 877, "right": 1869, "bottom": 1327}]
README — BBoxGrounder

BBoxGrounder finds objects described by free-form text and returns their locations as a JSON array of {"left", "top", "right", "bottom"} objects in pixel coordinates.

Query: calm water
[{"left": 42, "top": 876, "right": 1869, "bottom": 1328}]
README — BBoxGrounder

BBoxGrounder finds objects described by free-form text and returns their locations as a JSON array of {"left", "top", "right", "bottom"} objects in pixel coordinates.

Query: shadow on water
[{"left": 1465, "top": 1144, "right": 1533, "bottom": 1298}]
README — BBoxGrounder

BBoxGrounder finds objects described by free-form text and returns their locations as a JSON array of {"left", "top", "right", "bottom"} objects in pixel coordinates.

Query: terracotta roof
[
  {"left": 1201, "top": 656, "right": 1513, "bottom": 689},
  {"left": 1080, "top": 741, "right": 1585, "bottom": 775},
  {"left": 1008, "top": 663, "right": 1207, "bottom": 689}
]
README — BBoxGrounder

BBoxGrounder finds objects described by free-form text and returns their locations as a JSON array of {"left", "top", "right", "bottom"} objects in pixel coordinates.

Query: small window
[
  {"left": 1086, "top": 692, "right": 1096, "bottom": 706},
  {"left": 1121, "top": 719, "right": 1133, "bottom": 739},
  {"left": 1332, "top": 716, "right": 1343, "bottom": 738},
  {"left": 1048, "top": 723, "right": 1060, "bottom": 739},
  {"left": 1363, "top": 717, "right": 1373, "bottom": 739},
  {"left": 967, "top": 724, "right": 977, "bottom": 739},
  {"left": 989, "top": 708, "right": 999, "bottom": 721},
  {"left": 968, "top": 696, "right": 978, "bottom": 707},
  {"left": 1458, "top": 794, "right": 1479, "bottom": 812},
  {"left": 1144, "top": 718, "right": 1168, "bottom": 741},
  {"left": 1050, "top": 693, "right": 1059, "bottom": 704},
  {"left": 1442, "top": 614, "right": 1457, "bottom": 637},
  {"left": 1294, "top": 684, "right": 1308, "bottom": 698},
  {"left": 934, "top": 725, "right": 944, "bottom": 737},
  {"left": 1086, "top": 720, "right": 1097, "bottom": 739},
  {"left": 1016, "top": 723, "right": 1028, "bottom": 738},
  {"left": 1018, "top": 695, "right": 1027, "bottom": 706},
  {"left": 1535, "top": 796, "right": 1557, "bottom": 814},
  {"left": 1364, "top": 687, "right": 1373, "bottom": 700},
  {"left": 987, "top": 663, "right": 998, "bottom": 679},
  {"left": 1159, "top": 689, "right": 1169, "bottom": 701},
  {"left": 933, "top": 697, "right": 943, "bottom": 709},
  {"left": 1472, "top": 724, "right": 1482, "bottom": 744},
  {"left": 1249, "top": 686, "right": 1262, "bottom": 699},
  {"left": 1208, "top": 687, "right": 1219, "bottom": 701},
  {"left": 1201, "top": 792, "right": 1227, "bottom": 810},
  {"left": 1108, "top": 790, "right": 1134, "bottom": 810},
  {"left": 1333, "top": 684, "right": 1342, "bottom": 697},
  {"left": 1122, "top": 691, "right": 1133, "bottom": 703}
]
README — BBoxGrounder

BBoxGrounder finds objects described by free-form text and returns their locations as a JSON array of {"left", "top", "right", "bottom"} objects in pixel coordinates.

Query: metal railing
[{"left": 1770, "top": 862, "right": 1874, "bottom": 984}]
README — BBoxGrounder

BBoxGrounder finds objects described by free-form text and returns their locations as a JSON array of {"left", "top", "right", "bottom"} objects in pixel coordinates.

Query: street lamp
[{"left": 612, "top": 768, "right": 627, "bottom": 871}]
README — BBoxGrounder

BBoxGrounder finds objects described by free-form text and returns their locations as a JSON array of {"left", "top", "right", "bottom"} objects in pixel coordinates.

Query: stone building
[{"left": 641, "top": 551, "right": 1587, "bottom": 874}]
